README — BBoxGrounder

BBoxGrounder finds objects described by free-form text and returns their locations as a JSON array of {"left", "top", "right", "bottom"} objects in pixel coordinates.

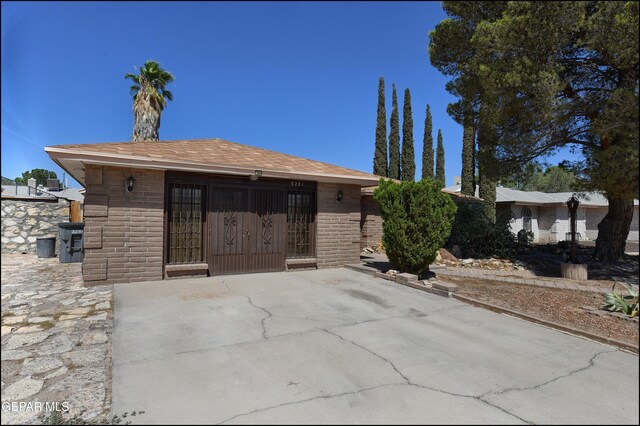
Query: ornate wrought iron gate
[{"left": 167, "top": 173, "right": 316, "bottom": 275}]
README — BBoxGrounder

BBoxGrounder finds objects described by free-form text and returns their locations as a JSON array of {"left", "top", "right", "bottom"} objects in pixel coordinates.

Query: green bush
[
  {"left": 446, "top": 203, "right": 518, "bottom": 259},
  {"left": 374, "top": 178, "right": 457, "bottom": 278}
]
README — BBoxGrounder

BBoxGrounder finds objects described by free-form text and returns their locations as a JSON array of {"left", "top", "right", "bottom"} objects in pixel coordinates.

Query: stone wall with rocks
[{"left": 1, "top": 198, "right": 70, "bottom": 253}]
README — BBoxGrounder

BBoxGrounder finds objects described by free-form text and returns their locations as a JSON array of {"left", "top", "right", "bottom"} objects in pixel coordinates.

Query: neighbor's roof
[
  {"left": 442, "top": 184, "right": 639, "bottom": 207},
  {"left": 45, "top": 138, "right": 384, "bottom": 186},
  {"left": 1, "top": 185, "right": 85, "bottom": 202}
]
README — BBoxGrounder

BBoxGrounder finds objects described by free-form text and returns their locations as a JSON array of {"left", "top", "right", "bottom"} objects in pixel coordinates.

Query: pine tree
[
  {"left": 388, "top": 84, "right": 401, "bottom": 180},
  {"left": 461, "top": 105, "right": 475, "bottom": 196},
  {"left": 421, "top": 104, "right": 434, "bottom": 180},
  {"left": 401, "top": 88, "right": 415, "bottom": 181},
  {"left": 373, "top": 77, "right": 388, "bottom": 176},
  {"left": 435, "top": 129, "right": 445, "bottom": 187}
]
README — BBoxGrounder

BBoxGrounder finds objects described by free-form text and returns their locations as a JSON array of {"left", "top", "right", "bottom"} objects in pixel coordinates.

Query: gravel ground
[{"left": 444, "top": 276, "right": 639, "bottom": 348}]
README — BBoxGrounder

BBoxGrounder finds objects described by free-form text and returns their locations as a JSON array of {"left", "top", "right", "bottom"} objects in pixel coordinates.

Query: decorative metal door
[{"left": 208, "top": 186, "right": 286, "bottom": 275}]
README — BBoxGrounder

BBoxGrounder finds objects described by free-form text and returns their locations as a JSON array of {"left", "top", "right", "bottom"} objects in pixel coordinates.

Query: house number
[{"left": 291, "top": 181, "right": 304, "bottom": 187}]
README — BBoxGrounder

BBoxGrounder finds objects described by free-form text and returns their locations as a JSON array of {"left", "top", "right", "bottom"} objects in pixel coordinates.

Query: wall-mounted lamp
[
  {"left": 336, "top": 189, "right": 344, "bottom": 202},
  {"left": 250, "top": 170, "right": 263, "bottom": 181},
  {"left": 126, "top": 175, "right": 135, "bottom": 192}
]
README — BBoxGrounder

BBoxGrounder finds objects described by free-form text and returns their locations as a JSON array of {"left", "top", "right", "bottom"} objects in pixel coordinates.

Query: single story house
[
  {"left": 45, "top": 138, "right": 383, "bottom": 285},
  {"left": 443, "top": 182, "right": 639, "bottom": 244}
]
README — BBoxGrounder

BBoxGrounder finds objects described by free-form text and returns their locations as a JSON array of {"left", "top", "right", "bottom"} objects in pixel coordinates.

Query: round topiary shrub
[{"left": 373, "top": 178, "right": 457, "bottom": 278}]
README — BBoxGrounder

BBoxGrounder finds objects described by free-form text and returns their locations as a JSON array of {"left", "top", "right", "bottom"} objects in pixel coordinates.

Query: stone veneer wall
[
  {"left": 316, "top": 183, "right": 361, "bottom": 268},
  {"left": 360, "top": 194, "right": 383, "bottom": 249},
  {"left": 82, "top": 165, "right": 164, "bottom": 285},
  {"left": 1, "top": 198, "right": 70, "bottom": 253}
]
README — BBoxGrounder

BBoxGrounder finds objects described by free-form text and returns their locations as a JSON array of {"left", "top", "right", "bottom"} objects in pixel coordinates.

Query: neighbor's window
[
  {"left": 522, "top": 207, "right": 532, "bottom": 233},
  {"left": 287, "top": 189, "right": 315, "bottom": 258},
  {"left": 168, "top": 184, "right": 205, "bottom": 263}
]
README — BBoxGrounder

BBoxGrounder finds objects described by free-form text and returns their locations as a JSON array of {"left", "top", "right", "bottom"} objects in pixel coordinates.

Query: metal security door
[{"left": 208, "top": 185, "right": 286, "bottom": 275}]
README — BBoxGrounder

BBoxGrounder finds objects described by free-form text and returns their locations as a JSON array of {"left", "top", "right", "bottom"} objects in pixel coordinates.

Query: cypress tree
[
  {"left": 388, "top": 84, "right": 401, "bottom": 180},
  {"left": 401, "top": 88, "right": 415, "bottom": 181},
  {"left": 422, "top": 104, "right": 434, "bottom": 180},
  {"left": 477, "top": 120, "right": 497, "bottom": 223},
  {"left": 461, "top": 104, "right": 475, "bottom": 196},
  {"left": 435, "top": 129, "right": 445, "bottom": 187},
  {"left": 373, "top": 77, "right": 388, "bottom": 176}
]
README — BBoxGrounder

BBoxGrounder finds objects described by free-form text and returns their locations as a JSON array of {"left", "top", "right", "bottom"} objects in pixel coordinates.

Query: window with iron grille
[
  {"left": 168, "top": 184, "right": 205, "bottom": 263},
  {"left": 287, "top": 190, "right": 315, "bottom": 258}
]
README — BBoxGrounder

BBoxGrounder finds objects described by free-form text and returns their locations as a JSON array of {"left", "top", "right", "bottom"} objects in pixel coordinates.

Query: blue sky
[{"left": 1, "top": 1, "right": 574, "bottom": 188}]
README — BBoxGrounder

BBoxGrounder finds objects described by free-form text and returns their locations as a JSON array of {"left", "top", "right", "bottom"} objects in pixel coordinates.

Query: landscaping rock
[
  {"left": 20, "top": 357, "right": 64, "bottom": 375},
  {"left": 438, "top": 248, "right": 458, "bottom": 262},
  {"left": 1, "top": 376, "right": 43, "bottom": 401}
]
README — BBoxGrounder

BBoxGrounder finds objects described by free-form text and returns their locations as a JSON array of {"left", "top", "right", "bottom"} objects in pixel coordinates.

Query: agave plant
[{"left": 603, "top": 282, "right": 639, "bottom": 317}]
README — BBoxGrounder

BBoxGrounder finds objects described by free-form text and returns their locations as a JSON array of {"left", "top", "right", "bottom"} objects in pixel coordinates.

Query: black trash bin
[
  {"left": 36, "top": 237, "right": 56, "bottom": 258},
  {"left": 58, "top": 222, "right": 85, "bottom": 263}
]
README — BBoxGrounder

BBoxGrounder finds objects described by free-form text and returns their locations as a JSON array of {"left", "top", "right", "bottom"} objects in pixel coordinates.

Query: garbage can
[
  {"left": 36, "top": 237, "right": 56, "bottom": 258},
  {"left": 58, "top": 222, "right": 85, "bottom": 263}
]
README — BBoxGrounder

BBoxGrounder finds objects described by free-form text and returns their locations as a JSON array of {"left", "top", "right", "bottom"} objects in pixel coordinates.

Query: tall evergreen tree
[
  {"left": 477, "top": 117, "right": 497, "bottom": 223},
  {"left": 461, "top": 104, "right": 476, "bottom": 196},
  {"left": 422, "top": 104, "right": 434, "bottom": 180},
  {"left": 401, "top": 88, "right": 415, "bottom": 181},
  {"left": 388, "top": 84, "right": 401, "bottom": 180},
  {"left": 435, "top": 129, "right": 445, "bottom": 187},
  {"left": 373, "top": 77, "right": 388, "bottom": 176}
]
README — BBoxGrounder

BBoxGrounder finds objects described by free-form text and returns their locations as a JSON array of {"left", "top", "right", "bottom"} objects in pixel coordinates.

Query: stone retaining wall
[{"left": 1, "top": 198, "right": 70, "bottom": 253}]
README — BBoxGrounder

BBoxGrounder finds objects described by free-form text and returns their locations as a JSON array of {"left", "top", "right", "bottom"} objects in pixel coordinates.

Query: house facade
[
  {"left": 46, "top": 139, "right": 382, "bottom": 285},
  {"left": 444, "top": 183, "right": 640, "bottom": 244}
]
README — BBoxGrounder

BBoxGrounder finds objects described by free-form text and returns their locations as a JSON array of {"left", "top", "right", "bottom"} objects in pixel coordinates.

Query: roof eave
[{"left": 45, "top": 147, "right": 381, "bottom": 186}]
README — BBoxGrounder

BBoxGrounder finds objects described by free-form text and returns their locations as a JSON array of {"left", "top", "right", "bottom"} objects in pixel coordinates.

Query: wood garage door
[{"left": 208, "top": 185, "right": 287, "bottom": 275}]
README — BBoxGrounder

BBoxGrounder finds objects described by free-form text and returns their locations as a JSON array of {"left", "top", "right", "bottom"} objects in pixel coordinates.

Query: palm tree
[{"left": 125, "top": 60, "right": 174, "bottom": 141}]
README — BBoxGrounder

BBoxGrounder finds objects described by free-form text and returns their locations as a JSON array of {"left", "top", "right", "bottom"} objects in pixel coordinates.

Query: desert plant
[
  {"left": 603, "top": 283, "right": 639, "bottom": 317},
  {"left": 374, "top": 178, "right": 457, "bottom": 277}
]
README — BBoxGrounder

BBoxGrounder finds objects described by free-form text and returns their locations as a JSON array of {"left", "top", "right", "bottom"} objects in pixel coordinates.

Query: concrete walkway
[{"left": 112, "top": 268, "right": 639, "bottom": 424}]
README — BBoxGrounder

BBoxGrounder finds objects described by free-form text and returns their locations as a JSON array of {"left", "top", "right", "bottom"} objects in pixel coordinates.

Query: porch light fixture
[
  {"left": 126, "top": 175, "right": 135, "bottom": 192},
  {"left": 250, "top": 170, "right": 262, "bottom": 181},
  {"left": 336, "top": 189, "right": 343, "bottom": 202}
]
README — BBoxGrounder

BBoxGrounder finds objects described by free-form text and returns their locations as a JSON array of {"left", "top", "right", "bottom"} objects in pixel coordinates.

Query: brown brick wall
[
  {"left": 360, "top": 194, "right": 383, "bottom": 249},
  {"left": 316, "top": 183, "right": 361, "bottom": 268},
  {"left": 82, "top": 165, "right": 164, "bottom": 285}
]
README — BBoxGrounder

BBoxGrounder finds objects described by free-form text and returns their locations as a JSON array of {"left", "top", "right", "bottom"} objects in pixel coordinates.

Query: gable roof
[
  {"left": 45, "top": 138, "right": 384, "bottom": 186},
  {"left": 442, "top": 184, "right": 639, "bottom": 207}
]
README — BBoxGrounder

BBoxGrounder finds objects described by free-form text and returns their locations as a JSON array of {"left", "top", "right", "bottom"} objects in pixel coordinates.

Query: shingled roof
[{"left": 45, "top": 138, "right": 384, "bottom": 186}]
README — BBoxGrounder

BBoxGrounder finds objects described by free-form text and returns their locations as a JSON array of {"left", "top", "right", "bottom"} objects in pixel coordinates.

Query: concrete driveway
[{"left": 112, "top": 268, "right": 639, "bottom": 424}]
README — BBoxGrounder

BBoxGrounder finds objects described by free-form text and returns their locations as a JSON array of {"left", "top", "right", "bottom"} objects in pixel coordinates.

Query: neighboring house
[
  {"left": 443, "top": 182, "right": 639, "bottom": 244},
  {"left": 45, "top": 138, "right": 383, "bottom": 285},
  {"left": 1, "top": 183, "right": 85, "bottom": 253}
]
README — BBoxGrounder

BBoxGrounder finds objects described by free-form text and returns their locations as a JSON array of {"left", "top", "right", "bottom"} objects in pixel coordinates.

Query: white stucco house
[{"left": 444, "top": 182, "right": 639, "bottom": 244}]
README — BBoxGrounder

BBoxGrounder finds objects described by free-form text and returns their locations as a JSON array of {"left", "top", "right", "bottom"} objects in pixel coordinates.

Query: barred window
[
  {"left": 287, "top": 190, "right": 315, "bottom": 258},
  {"left": 168, "top": 184, "right": 205, "bottom": 263}
]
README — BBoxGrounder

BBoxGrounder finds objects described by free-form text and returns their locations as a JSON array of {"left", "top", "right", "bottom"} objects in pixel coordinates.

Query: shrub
[
  {"left": 374, "top": 178, "right": 457, "bottom": 278},
  {"left": 446, "top": 203, "right": 518, "bottom": 259}
]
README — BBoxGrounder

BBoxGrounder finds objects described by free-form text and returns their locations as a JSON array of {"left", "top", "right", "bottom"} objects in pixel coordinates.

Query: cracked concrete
[{"left": 112, "top": 268, "right": 639, "bottom": 424}]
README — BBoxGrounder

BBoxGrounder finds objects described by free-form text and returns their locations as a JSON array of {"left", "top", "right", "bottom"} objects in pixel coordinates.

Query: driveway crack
[
  {"left": 215, "top": 383, "right": 397, "bottom": 425},
  {"left": 223, "top": 279, "right": 272, "bottom": 339},
  {"left": 321, "top": 328, "right": 532, "bottom": 424},
  {"left": 480, "top": 349, "right": 618, "bottom": 398}
]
